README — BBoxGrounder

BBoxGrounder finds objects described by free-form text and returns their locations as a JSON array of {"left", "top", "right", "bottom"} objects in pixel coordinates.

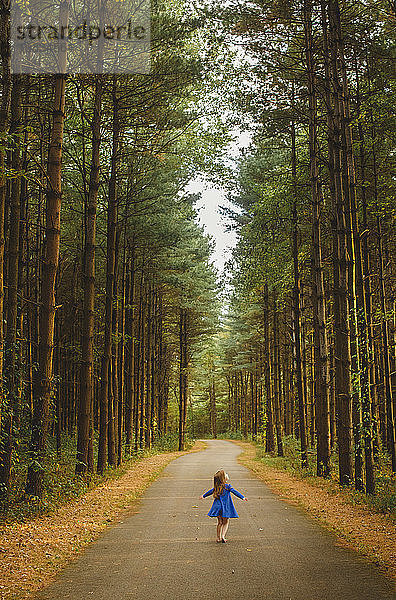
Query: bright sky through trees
[
  {"left": 187, "top": 132, "right": 251, "bottom": 273},
  {"left": 188, "top": 178, "right": 237, "bottom": 273}
]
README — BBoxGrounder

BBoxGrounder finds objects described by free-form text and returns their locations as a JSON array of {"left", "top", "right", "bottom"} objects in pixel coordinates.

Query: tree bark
[
  {"left": 377, "top": 217, "right": 396, "bottom": 472},
  {"left": 0, "top": 0, "right": 12, "bottom": 432},
  {"left": 291, "top": 115, "right": 308, "bottom": 469},
  {"left": 303, "top": 0, "right": 331, "bottom": 477},
  {"left": 25, "top": 68, "right": 67, "bottom": 497},
  {"left": 125, "top": 249, "right": 135, "bottom": 452},
  {"left": 263, "top": 283, "right": 275, "bottom": 452},
  {"left": 77, "top": 75, "right": 102, "bottom": 475},
  {"left": 321, "top": 0, "right": 353, "bottom": 486},
  {"left": 145, "top": 282, "right": 152, "bottom": 449},
  {"left": 97, "top": 76, "right": 120, "bottom": 474},
  {"left": 0, "top": 74, "right": 22, "bottom": 501},
  {"left": 273, "top": 293, "right": 284, "bottom": 457},
  {"left": 178, "top": 308, "right": 188, "bottom": 451}
]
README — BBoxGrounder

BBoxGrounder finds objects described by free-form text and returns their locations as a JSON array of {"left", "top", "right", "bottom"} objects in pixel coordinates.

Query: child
[{"left": 199, "top": 469, "right": 248, "bottom": 543}]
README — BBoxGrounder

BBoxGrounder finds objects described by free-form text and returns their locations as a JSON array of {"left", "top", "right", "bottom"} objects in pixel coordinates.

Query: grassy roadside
[
  {"left": 0, "top": 440, "right": 206, "bottom": 600},
  {"left": 232, "top": 440, "right": 396, "bottom": 583}
]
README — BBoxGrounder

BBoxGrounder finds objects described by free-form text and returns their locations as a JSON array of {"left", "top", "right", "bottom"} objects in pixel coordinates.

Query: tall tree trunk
[
  {"left": 25, "top": 68, "right": 67, "bottom": 497},
  {"left": 77, "top": 75, "right": 102, "bottom": 475},
  {"left": 158, "top": 293, "right": 167, "bottom": 436},
  {"left": 356, "top": 57, "right": 380, "bottom": 462},
  {"left": 178, "top": 308, "right": 188, "bottom": 451},
  {"left": 182, "top": 313, "right": 188, "bottom": 447},
  {"left": 151, "top": 290, "right": 158, "bottom": 443},
  {"left": 263, "top": 283, "right": 275, "bottom": 452},
  {"left": 125, "top": 249, "right": 135, "bottom": 452},
  {"left": 329, "top": 0, "right": 374, "bottom": 492},
  {"left": 139, "top": 282, "right": 146, "bottom": 449},
  {"left": 273, "top": 294, "right": 283, "bottom": 457},
  {"left": 133, "top": 269, "right": 143, "bottom": 452},
  {"left": 348, "top": 56, "right": 376, "bottom": 492},
  {"left": 0, "top": 0, "right": 12, "bottom": 431},
  {"left": 108, "top": 248, "right": 118, "bottom": 467},
  {"left": 0, "top": 74, "right": 22, "bottom": 502},
  {"left": 377, "top": 217, "right": 396, "bottom": 472},
  {"left": 117, "top": 228, "right": 127, "bottom": 465},
  {"left": 97, "top": 77, "right": 120, "bottom": 474},
  {"left": 145, "top": 282, "right": 152, "bottom": 449},
  {"left": 303, "top": 0, "right": 331, "bottom": 477},
  {"left": 291, "top": 115, "right": 308, "bottom": 469},
  {"left": 322, "top": 0, "right": 353, "bottom": 486}
]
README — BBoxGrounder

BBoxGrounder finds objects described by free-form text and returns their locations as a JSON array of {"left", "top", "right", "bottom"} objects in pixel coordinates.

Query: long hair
[{"left": 213, "top": 470, "right": 227, "bottom": 499}]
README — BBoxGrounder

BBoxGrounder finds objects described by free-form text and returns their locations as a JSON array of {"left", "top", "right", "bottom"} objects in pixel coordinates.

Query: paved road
[{"left": 37, "top": 440, "right": 396, "bottom": 600}]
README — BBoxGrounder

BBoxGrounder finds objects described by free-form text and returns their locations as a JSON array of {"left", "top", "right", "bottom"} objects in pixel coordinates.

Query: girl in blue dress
[{"left": 199, "top": 469, "right": 248, "bottom": 543}]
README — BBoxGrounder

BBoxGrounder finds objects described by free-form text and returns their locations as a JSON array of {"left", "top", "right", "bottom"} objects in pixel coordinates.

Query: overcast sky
[
  {"left": 186, "top": 131, "right": 251, "bottom": 275},
  {"left": 186, "top": 177, "right": 238, "bottom": 274}
]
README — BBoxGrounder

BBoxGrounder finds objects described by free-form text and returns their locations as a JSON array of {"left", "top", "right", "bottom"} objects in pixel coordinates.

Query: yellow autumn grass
[{"left": 234, "top": 440, "right": 396, "bottom": 582}]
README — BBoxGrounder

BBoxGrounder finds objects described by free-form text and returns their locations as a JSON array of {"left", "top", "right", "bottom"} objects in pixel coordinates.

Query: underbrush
[
  {"left": 1, "top": 431, "right": 193, "bottom": 525},
  {"left": 217, "top": 430, "right": 245, "bottom": 440},
  {"left": 254, "top": 435, "right": 396, "bottom": 519}
]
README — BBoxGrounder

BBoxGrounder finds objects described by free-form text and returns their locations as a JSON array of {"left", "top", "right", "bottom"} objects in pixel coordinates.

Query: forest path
[{"left": 36, "top": 440, "right": 395, "bottom": 600}]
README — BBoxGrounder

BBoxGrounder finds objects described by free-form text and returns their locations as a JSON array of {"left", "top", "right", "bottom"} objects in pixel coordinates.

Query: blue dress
[{"left": 203, "top": 483, "right": 245, "bottom": 518}]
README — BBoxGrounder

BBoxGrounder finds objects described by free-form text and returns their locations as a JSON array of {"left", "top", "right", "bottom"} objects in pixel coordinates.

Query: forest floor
[
  {"left": 234, "top": 440, "right": 396, "bottom": 582},
  {"left": 0, "top": 441, "right": 206, "bottom": 600}
]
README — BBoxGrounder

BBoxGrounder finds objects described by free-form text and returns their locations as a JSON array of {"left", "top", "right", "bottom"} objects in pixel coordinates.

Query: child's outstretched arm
[
  {"left": 230, "top": 486, "right": 248, "bottom": 501},
  {"left": 199, "top": 487, "right": 214, "bottom": 499}
]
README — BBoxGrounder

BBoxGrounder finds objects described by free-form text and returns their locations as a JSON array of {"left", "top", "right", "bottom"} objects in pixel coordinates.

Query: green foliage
[
  {"left": 371, "top": 475, "right": 396, "bottom": 517},
  {"left": 218, "top": 430, "right": 244, "bottom": 440},
  {"left": 2, "top": 433, "right": 92, "bottom": 523},
  {"left": 256, "top": 437, "right": 396, "bottom": 518},
  {"left": 153, "top": 432, "right": 188, "bottom": 452},
  {"left": 256, "top": 436, "right": 317, "bottom": 477},
  {"left": 1, "top": 428, "right": 198, "bottom": 524}
]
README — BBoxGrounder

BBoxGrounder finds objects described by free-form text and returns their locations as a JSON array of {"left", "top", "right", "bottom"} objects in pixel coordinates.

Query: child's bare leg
[
  {"left": 221, "top": 518, "right": 230, "bottom": 540},
  {"left": 216, "top": 517, "right": 222, "bottom": 541}
]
